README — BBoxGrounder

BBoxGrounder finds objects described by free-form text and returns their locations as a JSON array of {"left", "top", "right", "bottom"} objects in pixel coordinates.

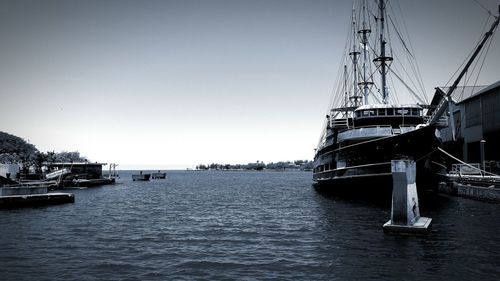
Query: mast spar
[
  {"left": 373, "top": 0, "right": 393, "bottom": 104},
  {"left": 349, "top": 8, "right": 362, "bottom": 107},
  {"left": 358, "top": 0, "right": 372, "bottom": 105}
]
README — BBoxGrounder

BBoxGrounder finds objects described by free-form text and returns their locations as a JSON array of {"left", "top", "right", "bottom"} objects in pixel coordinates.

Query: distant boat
[
  {"left": 132, "top": 171, "right": 150, "bottom": 181},
  {"left": 313, "top": 0, "right": 500, "bottom": 196},
  {"left": 151, "top": 171, "right": 166, "bottom": 179},
  {"left": 45, "top": 168, "right": 71, "bottom": 180}
]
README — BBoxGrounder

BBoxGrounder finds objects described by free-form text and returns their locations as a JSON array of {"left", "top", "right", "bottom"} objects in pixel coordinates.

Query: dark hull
[
  {"left": 151, "top": 172, "right": 166, "bottom": 179},
  {"left": 313, "top": 124, "right": 444, "bottom": 196},
  {"left": 132, "top": 174, "right": 151, "bottom": 181}
]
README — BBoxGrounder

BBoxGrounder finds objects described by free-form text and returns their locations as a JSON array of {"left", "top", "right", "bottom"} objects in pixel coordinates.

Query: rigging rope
[
  {"left": 472, "top": 0, "right": 495, "bottom": 17},
  {"left": 438, "top": 147, "right": 499, "bottom": 177},
  {"left": 472, "top": 29, "right": 495, "bottom": 88}
]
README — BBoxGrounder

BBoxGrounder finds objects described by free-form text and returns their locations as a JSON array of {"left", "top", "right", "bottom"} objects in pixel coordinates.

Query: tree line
[
  {"left": 195, "top": 160, "right": 313, "bottom": 171},
  {"left": 0, "top": 131, "right": 88, "bottom": 173}
]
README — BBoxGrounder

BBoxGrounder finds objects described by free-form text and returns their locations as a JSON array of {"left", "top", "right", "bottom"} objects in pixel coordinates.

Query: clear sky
[{"left": 0, "top": 0, "right": 499, "bottom": 169}]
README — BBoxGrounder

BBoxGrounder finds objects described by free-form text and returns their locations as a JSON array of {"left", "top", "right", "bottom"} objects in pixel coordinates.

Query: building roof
[
  {"left": 432, "top": 80, "right": 500, "bottom": 105},
  {"left": 457, "top": 80, "right": 500, "bottom": 104},
  {"left": 427, "top": 81, "right": 500, "bottom": 116},
  {"left": 437, "top": 85, "right": 489, "bottom": 104}
]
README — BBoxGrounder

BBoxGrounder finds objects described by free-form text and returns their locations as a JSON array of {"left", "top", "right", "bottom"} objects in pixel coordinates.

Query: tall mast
[
  {"left": 344, "top": 65, "right": 348, "bottom": 110},
  {"left": 349, "top": 8, "right": 361, "bottom": 107},
  {"left": 358, "top": 0, "right": 372, "bottom": 105},
  {"left": 373, "top": 0, "right": 393, "bottom": 104}
]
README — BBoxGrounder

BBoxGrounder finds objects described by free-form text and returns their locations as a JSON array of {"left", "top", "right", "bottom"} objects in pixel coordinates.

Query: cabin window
[
  {"left": 378, "top": 109, "right": 386, "bottom": 116},
  {"left": 362, "top": 110, "right": 369, "bottom": 116},
  {"left": 411, "top": 108, "right": 419, "bottom": 115},
  {"left": 387, "top": 108, "right": 394, "bottom": 115},
  {"left": 369, "top": 110, "right": 376, "bottom": 116}
]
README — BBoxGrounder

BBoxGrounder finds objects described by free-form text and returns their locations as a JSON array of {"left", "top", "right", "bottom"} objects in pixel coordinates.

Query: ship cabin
[
  {"left": 328, "top": 104, "right": 426, "bottom": 147},
  {"left": 353, "top": 104, "right": 424, "bottom": 127},
  {"left": 320, "top": 104, "right": 426, "bottom": 153}
]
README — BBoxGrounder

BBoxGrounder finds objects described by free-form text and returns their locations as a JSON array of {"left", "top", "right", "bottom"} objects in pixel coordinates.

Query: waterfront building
[
  {"left": 0, "top": 164, "right": 20, "bottom": 180},
  {"left": 45, "top": 162, "right": 107, "bottom": 180},
  {"left": 430, "top": 80, "right": 500, "bottom": 168}
]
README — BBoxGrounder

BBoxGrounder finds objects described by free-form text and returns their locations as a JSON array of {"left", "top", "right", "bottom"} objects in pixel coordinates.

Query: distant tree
[
  {"left": 0, "top": 131, "right": 91, "bottom": 173},
  {"left": 46, "top": 151, "right": 57, "bottom": 164},
  {"left": 300, "top": 161, "right": 314, "bottom": 171},
  {"left": 196, "top": 164, "right": 208, "bottom": 170},
  {"left": 54, "top": 151, "right": 88, "bottom": 163},
  {"left": 0, "top": 131, "right": 38, "bottom": 169},
  {"left": 247, "top": 161, "right": 265, "bottom": 170},
  {"left": 194, "top": 159, "right": 313, "bottom": 171},
  {"left": 33, "top": 151, "right": 48, "bottom": 173}
]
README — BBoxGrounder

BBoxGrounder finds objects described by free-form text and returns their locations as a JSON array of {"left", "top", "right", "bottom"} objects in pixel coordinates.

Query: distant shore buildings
[{"left": 195, "top": 160, "right": 313, "bottom": 171}]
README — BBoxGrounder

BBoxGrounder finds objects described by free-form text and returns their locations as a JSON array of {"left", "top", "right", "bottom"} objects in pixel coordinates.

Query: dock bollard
[{"left": 383, "top": 159, "right": 432, "bottom": 233}]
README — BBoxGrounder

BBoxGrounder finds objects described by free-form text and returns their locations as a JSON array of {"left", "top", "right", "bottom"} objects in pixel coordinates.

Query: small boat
[
  {"left": 45, "top": 168, "right": 71, "bottom": 180},
  {"left": 132, "top": 171, "right": 150, "bottom": 181},
  {"left": 151, "top": 171, "right": 166, "bottom": 179}
]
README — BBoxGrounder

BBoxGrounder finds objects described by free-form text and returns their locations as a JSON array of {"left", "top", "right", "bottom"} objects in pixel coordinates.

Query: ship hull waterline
[{"left": 313, "top": 124, "right": 444, "bottom": 200}]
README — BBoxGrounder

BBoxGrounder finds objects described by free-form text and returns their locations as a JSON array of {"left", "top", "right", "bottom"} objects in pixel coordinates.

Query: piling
[{"left": 383, "top": 159, "right": 432, "bottom": 233}]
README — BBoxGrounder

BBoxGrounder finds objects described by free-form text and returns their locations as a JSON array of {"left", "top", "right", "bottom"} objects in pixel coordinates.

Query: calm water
[{"left": 1, "top": 170, "right": 499, "bottom": 280}]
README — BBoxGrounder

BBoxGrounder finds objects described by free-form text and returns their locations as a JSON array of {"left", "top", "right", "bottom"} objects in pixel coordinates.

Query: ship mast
[
  {"left": 373, "top": 0, "right": 393, "bottom": 104},
  {"left": 349, "top": 9, "right": 362, "bottom": 107},
  {"left": 358, "top": 0, "right": 372, "bottom": 105}
]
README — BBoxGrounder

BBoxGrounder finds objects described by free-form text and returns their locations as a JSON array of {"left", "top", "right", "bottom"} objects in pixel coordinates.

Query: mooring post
[
  {"left": 383, "top": 159, "right": 432, "bottom": 233},
  {"left": 480, "top": 140, "right": 486, "bottom": 173}
]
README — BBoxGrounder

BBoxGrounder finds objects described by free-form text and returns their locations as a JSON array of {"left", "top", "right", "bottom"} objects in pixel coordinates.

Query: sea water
[{"left": 1, "top": 170, "right": 499, "bottom": 280}]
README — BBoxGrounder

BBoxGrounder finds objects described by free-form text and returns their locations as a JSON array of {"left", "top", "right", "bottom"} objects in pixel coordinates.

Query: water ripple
[{"left": 1, "top": 170, "right": 500, "bottom": 280}]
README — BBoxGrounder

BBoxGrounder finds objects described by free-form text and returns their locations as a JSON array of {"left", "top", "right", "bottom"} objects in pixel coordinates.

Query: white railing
[
  {"left": 338, "top": 125, "right": 393, "bottom": 142},
  {"left": 45, "top": 168, "right": 71, "bottom": 180},
  {"left": 450, "top": 163, "right": 482, "bottom": 176}
]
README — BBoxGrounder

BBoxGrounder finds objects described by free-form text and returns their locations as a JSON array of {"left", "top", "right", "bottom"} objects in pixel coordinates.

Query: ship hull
[{"left": 313, "top": 124, "right": 443, "bottom": 198}]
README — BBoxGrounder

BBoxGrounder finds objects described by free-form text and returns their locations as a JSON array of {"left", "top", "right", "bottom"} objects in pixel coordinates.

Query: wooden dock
[{"left": 0, "top": 193, "right": 75, "bottom": 209}]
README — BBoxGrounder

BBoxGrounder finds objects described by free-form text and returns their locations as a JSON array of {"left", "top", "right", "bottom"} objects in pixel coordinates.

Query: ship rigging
[{"left": 313, "top": 0, "right": 500, "bottom": 195}]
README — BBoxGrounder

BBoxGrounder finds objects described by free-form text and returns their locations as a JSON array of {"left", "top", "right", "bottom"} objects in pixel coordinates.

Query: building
[
  {"left": 0, "top": 164, "right": 20, "bottom": 180},
  {"left": 45, "top": 162, "right": 107, "bottom": 180},
  {"left": 430, "top": 80, "right": 500, "bottom": 165}
]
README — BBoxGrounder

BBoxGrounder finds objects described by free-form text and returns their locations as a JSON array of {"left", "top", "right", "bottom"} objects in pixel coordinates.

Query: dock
[
  {"left": 0, "top": 193, "right": 75, "bottom": 209},
  {"left": 438, "top": 163, "right": 500, "bottom": 202},
  {"left": 0, "top": 186, "right": 74, "bottom": 209}
]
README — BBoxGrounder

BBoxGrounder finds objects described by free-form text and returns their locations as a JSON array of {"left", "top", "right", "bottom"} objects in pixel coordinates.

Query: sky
[{"left": 0, "top": 0, "right": 499, "bottom": 169}]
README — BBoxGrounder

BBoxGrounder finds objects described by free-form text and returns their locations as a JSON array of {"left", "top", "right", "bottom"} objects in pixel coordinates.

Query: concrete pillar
[
  {"left": 383, "top": 159, "right": 432, "bottom": 233},
  {"left": 480, "top": 140, "right": 486, "bottom": 172}
]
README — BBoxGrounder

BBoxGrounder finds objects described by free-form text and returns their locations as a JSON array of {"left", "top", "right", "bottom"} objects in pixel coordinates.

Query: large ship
[{"left": 313, "top": 0, "right": 499, "bottom": 197}]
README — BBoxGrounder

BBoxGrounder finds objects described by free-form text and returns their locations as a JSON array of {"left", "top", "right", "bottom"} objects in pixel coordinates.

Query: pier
[
  {"left": 383, "top": 160, "right": 432, "bottom": 234},
  {"left": 0, "top": 186, "right": 74, "bottom": 209}
]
